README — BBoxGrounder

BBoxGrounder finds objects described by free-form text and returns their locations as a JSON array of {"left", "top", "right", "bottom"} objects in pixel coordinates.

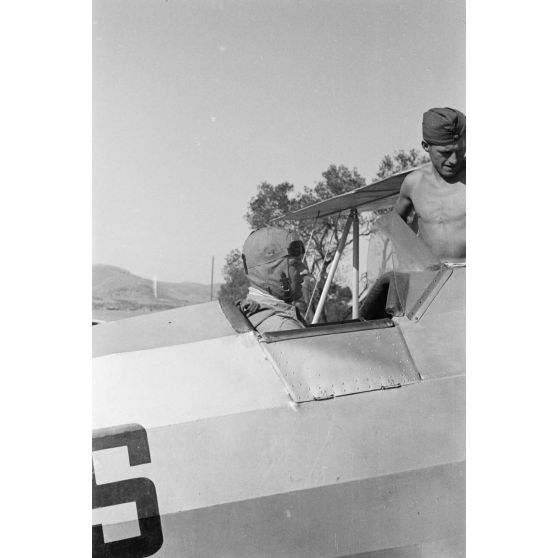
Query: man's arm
[
  {"left": 237, "top": 297, "right": 260, "bottom": 317},
  {"left": 394, "top": 175, "right": 415, "bottom": 222},
  {"left": 255, "top": 313, "right": 305, "bottom": 333}
]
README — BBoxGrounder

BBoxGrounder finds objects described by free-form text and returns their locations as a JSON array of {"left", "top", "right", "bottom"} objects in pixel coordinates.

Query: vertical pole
[
  {"left": 210, "top": 256, "right": 214, "bottom": 301},
  {"left": 352, "top": 208, "right": 359, "bottom": 319},
  {"left": 312, "top": 213, "right": 353, "bottom": 324}
]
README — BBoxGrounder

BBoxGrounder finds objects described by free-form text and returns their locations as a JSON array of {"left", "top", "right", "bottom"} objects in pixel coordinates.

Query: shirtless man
[{"left": 395, "top": 107, "right": 466, "bottom": 261}]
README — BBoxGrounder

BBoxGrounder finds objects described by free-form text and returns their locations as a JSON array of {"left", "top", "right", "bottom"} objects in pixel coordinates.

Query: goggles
[{"left": 287, "top": 240, "right": 305, "bottom": 258}]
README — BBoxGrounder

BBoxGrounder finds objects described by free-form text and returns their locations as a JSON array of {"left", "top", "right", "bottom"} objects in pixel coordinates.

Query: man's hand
[{"left": 238, "top": 298, "right": 260, "bottom": 317}]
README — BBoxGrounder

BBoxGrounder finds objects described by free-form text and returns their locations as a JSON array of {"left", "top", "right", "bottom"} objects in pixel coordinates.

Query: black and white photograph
[
  {"left": 8, "top": 1, "right": 558, "bottom": 557},
  {"left": 91, "top": 1, "right": 466, "bottom": 556}
]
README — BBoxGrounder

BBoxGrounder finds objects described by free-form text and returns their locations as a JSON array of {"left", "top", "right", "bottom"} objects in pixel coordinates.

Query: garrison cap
[
  {"left": 422, "top": 107, "right": 466, "bottom": 145},
  {"left": 242, "top": 228, "right": 304, "bottom": 270}
]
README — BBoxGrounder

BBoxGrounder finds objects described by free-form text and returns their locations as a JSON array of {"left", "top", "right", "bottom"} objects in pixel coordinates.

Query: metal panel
[
  {"left": 396, "top": 268, "right": 465, "bottom": 380},
  {"left": 262, "top": 324, "right": 420, "bottom": 402},
  {"left": 406, "top": 268, "right": 453, "bottom": 322}
]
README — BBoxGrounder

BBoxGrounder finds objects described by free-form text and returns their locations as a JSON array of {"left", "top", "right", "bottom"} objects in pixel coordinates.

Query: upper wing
[{"left": 275, "top": 165, "right": 428, "bottom": 222}]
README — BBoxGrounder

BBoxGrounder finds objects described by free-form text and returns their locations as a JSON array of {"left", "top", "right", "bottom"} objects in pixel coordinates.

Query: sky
[{"left": 93, "top": 0, "right": 465, "bottom": 284}]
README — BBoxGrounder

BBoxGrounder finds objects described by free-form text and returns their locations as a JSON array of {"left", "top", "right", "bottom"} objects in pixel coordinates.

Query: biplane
[{"left": 92, "top": 166, "right": 465, "bottom": 557}]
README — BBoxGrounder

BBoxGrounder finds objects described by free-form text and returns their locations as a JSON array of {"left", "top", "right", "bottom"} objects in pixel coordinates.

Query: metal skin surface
[
  {"left": 396, "top": 268, "right": 465, "bottom": 380},
  {"left": 93, "top": 301, "right": 240, "bottom": 358},
  {"left": 92, "top": 271, "right": 465, "bottom": 557},
  {"left": 261, "top": 323, "right": 420, "bottom": 401}
]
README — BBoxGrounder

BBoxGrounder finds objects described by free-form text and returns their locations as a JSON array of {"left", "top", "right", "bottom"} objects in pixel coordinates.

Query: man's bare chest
[{"left": 412, "top": 181, "right": 466, "bottom": 224}]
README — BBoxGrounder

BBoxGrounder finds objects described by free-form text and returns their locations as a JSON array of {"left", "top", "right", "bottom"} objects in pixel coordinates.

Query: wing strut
[
  {"left": 304, "top": 212, "right": 341, "bottom": 322},
  {"left": 352, "top": 208, "right": 359, "bottom": 319},
  {"left": 312, "top": 211, "right": 354, "bottom": 324}
]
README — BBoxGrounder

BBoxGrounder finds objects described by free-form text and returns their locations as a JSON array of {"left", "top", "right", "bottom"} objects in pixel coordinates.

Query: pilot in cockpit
[{"left": 239, "top": 227, "right": 308, "bottom": 333}]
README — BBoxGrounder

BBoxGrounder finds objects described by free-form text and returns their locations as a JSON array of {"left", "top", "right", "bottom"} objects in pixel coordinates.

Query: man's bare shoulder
[
  {"left": 407, "top": 164, "right": 433, "bottom": 182},
  {"left": 400, "top": 165, "right": 431, "bottom": 195}
]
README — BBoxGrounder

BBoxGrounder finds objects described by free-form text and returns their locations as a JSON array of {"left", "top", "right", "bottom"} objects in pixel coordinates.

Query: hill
[{"left": 93, "top": 264, "right": 220, "bottom": 321}]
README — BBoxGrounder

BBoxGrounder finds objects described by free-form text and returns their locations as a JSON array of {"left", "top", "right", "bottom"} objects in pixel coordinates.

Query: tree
[
  {"left": 375, "top": 148, "right": 429, "bottom": 180},
  {"left": 243, "top": 182, "right": 295, "bottom": 230},
  {"left": 217, "top": 249, "right": 248, "bottom": 305}
]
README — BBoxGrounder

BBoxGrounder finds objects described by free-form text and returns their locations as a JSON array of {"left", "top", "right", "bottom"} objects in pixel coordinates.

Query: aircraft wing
[{"left": 277, "top": 164, "right": 427, "bottom": 221}]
